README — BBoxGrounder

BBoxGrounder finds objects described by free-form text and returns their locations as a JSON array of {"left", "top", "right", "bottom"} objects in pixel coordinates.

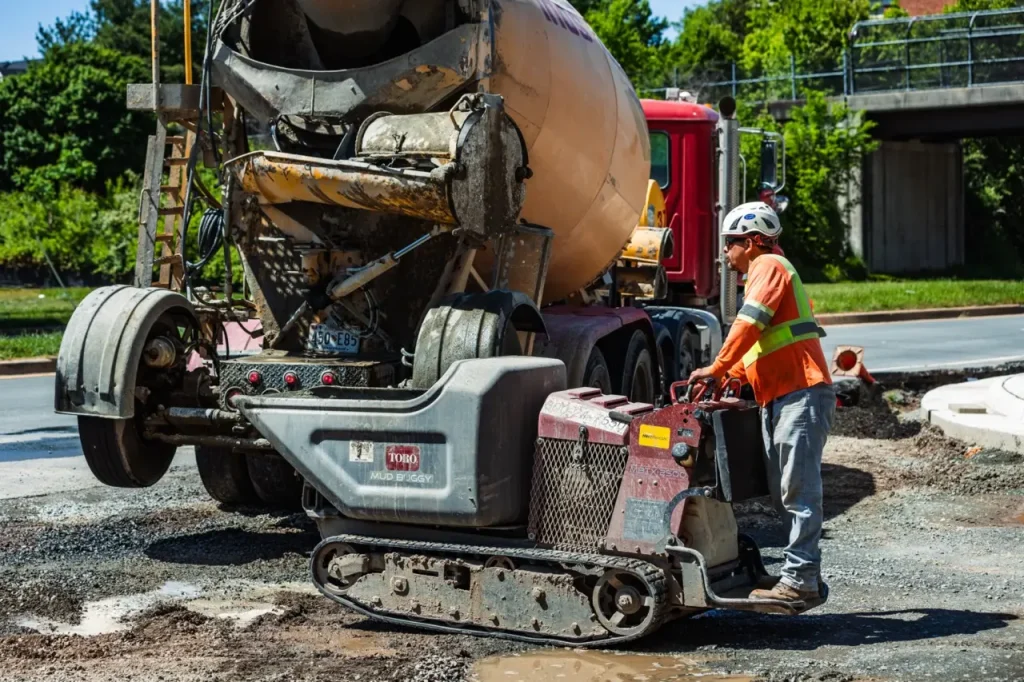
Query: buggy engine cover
[{"left": 235, "top": 357, "right": 566, "bottom": 527}]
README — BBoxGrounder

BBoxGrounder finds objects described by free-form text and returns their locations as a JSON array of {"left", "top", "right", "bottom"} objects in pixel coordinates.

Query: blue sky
[{"left": 1, "top": 0, "right": 698, "bottom": 62}]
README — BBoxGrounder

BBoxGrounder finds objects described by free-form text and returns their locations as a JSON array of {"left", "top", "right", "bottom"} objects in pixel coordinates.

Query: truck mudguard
[{"left": 55, "top": 286, "right": 196, "bottom": 419}]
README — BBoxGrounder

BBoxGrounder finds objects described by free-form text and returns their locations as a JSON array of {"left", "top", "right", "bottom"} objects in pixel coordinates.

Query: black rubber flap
[{"left": 711, "top": 407, "right": 770, "bottom": 502}]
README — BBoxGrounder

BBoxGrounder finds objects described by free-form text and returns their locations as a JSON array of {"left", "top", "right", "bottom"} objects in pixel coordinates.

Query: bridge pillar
[{"left": 846, "top": 140, "right": 964, "bottom": 273}]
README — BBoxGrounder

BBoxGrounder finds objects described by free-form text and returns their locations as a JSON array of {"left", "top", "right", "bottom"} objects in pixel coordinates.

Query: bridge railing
[{"left": 641, "top": 7, "right": 1024, "bottom": 101}]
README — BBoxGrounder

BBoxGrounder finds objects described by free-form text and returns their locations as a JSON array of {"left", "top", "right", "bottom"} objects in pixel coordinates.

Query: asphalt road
[
  {"left": 820, "top": 313, "right": 1024, "bottom": 373},
  {"left": 0, "top": 374, "right": 79, "bottom": 465}
]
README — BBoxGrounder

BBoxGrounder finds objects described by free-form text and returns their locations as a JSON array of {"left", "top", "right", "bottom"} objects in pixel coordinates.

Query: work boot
[
  {"left": 754, "top": 575, "right": 781, "bottom": 590},
  {"left": 749, "top": 581, "right": 818, "bottom": 602}
]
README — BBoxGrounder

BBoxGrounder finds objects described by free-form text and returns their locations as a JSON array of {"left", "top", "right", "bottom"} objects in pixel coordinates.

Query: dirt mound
[
  {"left": 824, "top": 369, "right": 1024, "bottom": 498},
  {"left": 828, "top": 417, "right": 1024, "bottom": 498},
  {"left": 130, "top": 603, "right": 214, "bottom": 638},
  {"left": 831, "top": 386, "right": 921, "bottom": 440},
  {"left": 0, "top": 575, "right": 85, "bottom": 628}
]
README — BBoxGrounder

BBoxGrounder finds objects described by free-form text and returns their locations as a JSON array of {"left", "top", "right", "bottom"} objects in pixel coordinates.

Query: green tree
[
  {"left": 38, "top": 0, "right": 211, "bottom": 84},
  {"left": 738, "top": 93, "right": 878, "bottom": 281},
  {"left": 961, "top": 137, "right": 1024, "bottom": 276},
  {"left": 0, "top": 179, "right": 141, "bottom": 278},
  {"left": 573, "top": 0, "right": 674, "bottom": 87},
  {"left": 741, "top": 0, "right": 871, "bottom": 75},
  {"left": 0, "top": 42, "right": 151, "bottom": 193},
  {"left": 673, "top": 0, "right": 752, "bottom": 71},
  {"left": 0, "top": 187, "right": 100, "bottom": 272}
]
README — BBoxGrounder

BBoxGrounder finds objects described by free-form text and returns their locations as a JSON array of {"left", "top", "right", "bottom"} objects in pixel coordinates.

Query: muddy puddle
[
  {"left": 470, "top": 649, "right": 752, "bottom": 682},
  {"left": 13, "top": 580, "right": 300, "bottom": 636}
]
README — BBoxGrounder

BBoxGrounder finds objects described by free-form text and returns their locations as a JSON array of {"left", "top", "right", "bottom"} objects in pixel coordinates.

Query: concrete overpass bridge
[{"left": 653, "top": 8, "right": 1024, "bottom": 275}]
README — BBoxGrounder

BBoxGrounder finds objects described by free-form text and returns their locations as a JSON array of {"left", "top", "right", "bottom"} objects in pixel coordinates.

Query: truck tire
[
  {"left": 412, "top": 294, "right": 523, "bottom": 388},
  {"left": 195, "top": 446, "right": 260, "bottom": 505},
  {"left": 619, "top": 330, "right": 655, "bottom": 404},
  {"left": 677, "top": 326, "right": 701, "bottom": 381},
  {"left": 78, "top": 413, "right": 176, "bottom": 488},
  {"left": 583, "top": 347, "right": 613, "bottom": 393},
  {"left": 247, "top": 453, "right": 304, "bottom": 510}
]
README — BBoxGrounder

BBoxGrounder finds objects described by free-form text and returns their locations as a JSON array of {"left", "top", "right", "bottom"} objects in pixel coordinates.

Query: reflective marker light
[
  {"left": 247, "top": 370, "right": 262, "bottom": 385},
  {"left": 284, "top": 371, "right": 299, "bottom": 388},
  {"left": 321, "top": 371, "right": 336, "bottom": 385},
  {"left": 226, "top": 388, "right": 244, "bottom": 409}
]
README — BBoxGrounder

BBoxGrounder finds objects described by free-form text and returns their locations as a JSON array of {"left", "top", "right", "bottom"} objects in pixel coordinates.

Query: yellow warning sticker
[{"left": 638, "top": 424, "right": 671, "bottom": 450}]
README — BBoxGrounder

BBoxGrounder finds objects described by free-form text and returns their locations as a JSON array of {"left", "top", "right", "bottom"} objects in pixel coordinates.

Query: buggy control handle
[
  {"left": 719, "top": 377, "right": 744, "bottom": 400},
  {"left": 670, "top": 378, "right": 715, "bottom": 405}
]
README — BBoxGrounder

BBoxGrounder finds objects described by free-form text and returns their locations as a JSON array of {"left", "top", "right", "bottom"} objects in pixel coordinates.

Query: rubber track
[{"left": 311, "top": 533, "right": 669, "bottom": 647}]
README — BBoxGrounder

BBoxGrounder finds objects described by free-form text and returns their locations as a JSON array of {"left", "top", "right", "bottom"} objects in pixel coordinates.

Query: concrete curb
[
  {"left": 817, "top": 304, "right": 1024, "bottom": 326},
  {"left": 921, "top": 375, "right": 1024, "bottom": 454},
  {"left": 0, "top": 357, "right": 57, "bottom": 377}
]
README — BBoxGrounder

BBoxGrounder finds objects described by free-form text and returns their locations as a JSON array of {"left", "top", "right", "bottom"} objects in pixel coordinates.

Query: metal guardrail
[{"left": 641, "top": 7, "right": 1024, "bottom": 101}]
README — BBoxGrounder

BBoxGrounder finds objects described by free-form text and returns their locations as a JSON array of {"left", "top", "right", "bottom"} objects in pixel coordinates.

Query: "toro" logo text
[{"left": 385, "top": 445, "right": 421, "bottom": 471}]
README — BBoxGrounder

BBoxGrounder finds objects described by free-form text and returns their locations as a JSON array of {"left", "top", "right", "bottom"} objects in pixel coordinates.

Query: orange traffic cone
[{"left": 831, "top": 346, "right": 875, "bottom": 385}]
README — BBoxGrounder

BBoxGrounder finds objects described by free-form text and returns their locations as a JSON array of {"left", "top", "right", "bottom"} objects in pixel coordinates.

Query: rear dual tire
[
  {"left": 582, "top": 331, "right": 656, "bottom": 404},
  {"left": 196, "top": 446, "right": 303, "bottom": 510}
]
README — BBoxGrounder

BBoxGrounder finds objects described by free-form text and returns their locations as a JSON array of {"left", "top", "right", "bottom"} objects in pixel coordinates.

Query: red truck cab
[{"left": 642, "top": 100, "right": 721, "bottom": 305}]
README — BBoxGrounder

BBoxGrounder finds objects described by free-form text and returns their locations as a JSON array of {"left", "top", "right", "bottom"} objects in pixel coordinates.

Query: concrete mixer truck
[{"left": 55, "top": 0, "right": 818, "bottom": 645}]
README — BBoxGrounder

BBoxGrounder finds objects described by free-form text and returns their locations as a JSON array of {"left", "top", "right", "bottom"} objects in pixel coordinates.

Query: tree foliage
[
  {"left": 0, "top": 42, "right": 151, "bottom": 194},
  {"left": 570, "top": 0, "right": 674, "bottom": 88},
  {"left": 37, "top": 0, "right": 211, "bottom": 84},
  {"left": 736, "top": 94, "right": 878, "bottom": 281},
  {"left": 0, "top": 179, "right": 138, "bottom": 276},
  {"left": 741, "top": 0, "right": 872, "bottom": 73},
  {"left": 672, "top": 0, "right": 752, "bottom": 72}
]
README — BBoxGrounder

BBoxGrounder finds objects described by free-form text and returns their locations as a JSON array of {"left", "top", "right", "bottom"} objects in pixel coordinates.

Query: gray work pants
[{"left": 760, "top": 383, "right": 836, "bottom": 592}]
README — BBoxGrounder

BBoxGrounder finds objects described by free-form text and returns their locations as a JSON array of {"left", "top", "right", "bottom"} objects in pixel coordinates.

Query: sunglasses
[{"left": 725, "top": 237, "right": 747, "bottom": 248}]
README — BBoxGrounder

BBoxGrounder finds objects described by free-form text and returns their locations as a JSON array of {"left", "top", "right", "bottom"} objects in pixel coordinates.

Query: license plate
[{"left": 308, "top": 323, "right": 360, "bottom": 354}]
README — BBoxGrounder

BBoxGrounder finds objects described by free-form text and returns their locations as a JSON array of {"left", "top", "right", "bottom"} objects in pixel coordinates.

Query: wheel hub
[
  {"left": 592, "top": 568, "right": 658, "bottom": 636},
  {"left": 615, "top": 587, "right": 642, "bottom": 615}
]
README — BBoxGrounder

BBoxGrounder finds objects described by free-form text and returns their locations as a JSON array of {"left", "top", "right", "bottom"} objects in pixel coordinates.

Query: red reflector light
[
  {"left": 226, "top": 388, "right": 244, "bottom": 409},
  {"left": 247, "top": 370, "right": 262, "bottom": 385},
  {"left": 321, "top": 371, "right": 336, "bottom": 385},
  {"left": 284, "top": 371, "right": 299, "bottom": 388}
]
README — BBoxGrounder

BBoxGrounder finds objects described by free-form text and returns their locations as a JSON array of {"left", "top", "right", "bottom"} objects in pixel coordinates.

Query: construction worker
[{"left": 688, "top": 201, "right": 835, "bottom": 604}]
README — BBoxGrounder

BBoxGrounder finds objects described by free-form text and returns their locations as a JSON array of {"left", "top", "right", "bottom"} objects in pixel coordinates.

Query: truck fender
[{"left": 55, "top": 286, "right": 196, "bottom": 419}]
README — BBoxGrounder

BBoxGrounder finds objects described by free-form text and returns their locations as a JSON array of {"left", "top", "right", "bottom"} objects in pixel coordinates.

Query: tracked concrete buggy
[{"left": 260, "top": 375, "right": 828, "bottom": 645}]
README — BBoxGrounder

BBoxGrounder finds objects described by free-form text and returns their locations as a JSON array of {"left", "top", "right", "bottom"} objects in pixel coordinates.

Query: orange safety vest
[
  {"left": 738, "top": 255, "right": 826, "bottom": 368},
  {"left": 727, "top": 255, "right": 832, "bottom": 406}
]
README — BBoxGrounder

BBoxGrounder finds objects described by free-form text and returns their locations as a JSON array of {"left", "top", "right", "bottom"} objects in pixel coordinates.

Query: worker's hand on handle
[{"left": 687, "top": 366, "right": 716, "bottom": 385}]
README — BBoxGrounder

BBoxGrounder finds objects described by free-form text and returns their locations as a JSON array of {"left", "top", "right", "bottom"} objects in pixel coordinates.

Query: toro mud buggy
[{"left": 239, "top": 360, "right": 829, "bottom": 646}]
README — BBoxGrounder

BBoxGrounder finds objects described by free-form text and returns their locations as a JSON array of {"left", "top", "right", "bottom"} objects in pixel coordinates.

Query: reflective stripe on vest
[{"left": 741, "top": 255, "right": 826, "bottom": 368}]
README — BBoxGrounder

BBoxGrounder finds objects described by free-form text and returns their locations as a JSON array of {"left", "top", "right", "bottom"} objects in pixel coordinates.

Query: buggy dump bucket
[{"left": 233, "top": 357, "right": 566, "bottom": 528}]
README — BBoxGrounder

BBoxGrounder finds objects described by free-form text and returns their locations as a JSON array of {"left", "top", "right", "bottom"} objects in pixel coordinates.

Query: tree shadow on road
[
  {"left": 645, "top": 608, "right": 1017, "bottom": 652},
  {"left": 145, "top": 523, "right": 319, "bottom": 566}
]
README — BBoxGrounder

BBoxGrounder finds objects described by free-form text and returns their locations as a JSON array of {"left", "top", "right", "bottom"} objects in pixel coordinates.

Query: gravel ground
[{"left": 1, "top": 374, "right": 1023, "bottom": 681}]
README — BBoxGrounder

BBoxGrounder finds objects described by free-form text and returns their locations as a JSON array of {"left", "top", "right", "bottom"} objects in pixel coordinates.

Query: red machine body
[{"left": 530, "top": 379, "right": 765, "bottom": 561}]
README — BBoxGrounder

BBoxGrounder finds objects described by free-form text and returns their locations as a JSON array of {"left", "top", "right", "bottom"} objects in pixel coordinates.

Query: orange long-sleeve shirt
[{"left": 709, "top": 255, "right": 831, "bottom": 407}]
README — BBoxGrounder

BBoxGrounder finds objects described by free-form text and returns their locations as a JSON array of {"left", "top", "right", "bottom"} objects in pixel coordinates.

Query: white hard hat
[{"left": 721, "top": 201, "right": 782, "bottom": 239}]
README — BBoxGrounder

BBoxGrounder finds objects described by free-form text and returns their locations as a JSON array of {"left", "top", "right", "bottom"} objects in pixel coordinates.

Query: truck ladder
[{"left": 136, "top": 123, "right": 194, "bottom": 290}]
